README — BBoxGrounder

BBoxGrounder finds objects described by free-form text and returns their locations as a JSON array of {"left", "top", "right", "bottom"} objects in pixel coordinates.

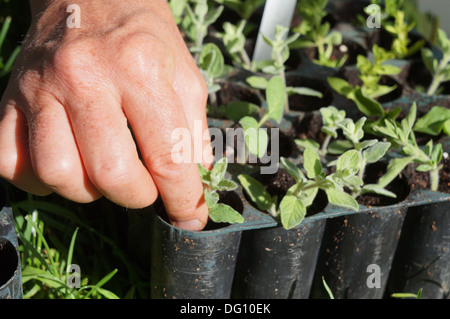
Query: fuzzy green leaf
[
  {"left": 336, "top": 150, "right": 360, "bottom": 173},
  {"left": 414, "top": 106, "right": 450, "bottom": 136},
  {"left": 238, "top": 174, "right": 276, "bottom": 212},
  {"left": 353, "top": 88, "right": 385, "bottom": 117},
  {"left": 325, "top": 188, "right": 359, "bottom": 211},
  {"left": 281, "top": 157, "right": 305, "bottom": 183},
  {"left": 204, "top": 189, "right": 219, "bottom": 207},
  {"left": 198, "top": 164, "right": 211, "bottom": 184},
  {"left": 327, "top": 140, "right": 353, "bottom": 155},
  {"left": 363, "top": 142, "right": 391, "bottom": 164},
  {"left": 279, "top": 195, "right": 306, "bottom": 229},
  {"left": 304, "top": 147, "right": 323, "bottom": 179},
  {"left": 217, "top": 179, "right": 238, "bottom": 191},
  {"left": 361, "top": 184, "right": 397, "bottom": 198},
  {"left": 295, "top": 138, "right": 320, "bottom": 151},
  {"left": 211, "top": 157, "right": 228, "bottom": 181},
  {"left": 266, "top": 75, "right": 285, "bottom": 123},
  {"left": 243, "top": 127, "right": 269, "bottom": 158},
  {"left": 239, "top": 116, "right": 259, "bottom": 130},
  {"left": 246, "top": 75, "right": 268, "bottom": 89},
  {"left": 377, "top": 156, "right": 414, "bottom": 188},
  {"left": 327, "top": 77, "right": 355, "bottom": 99},
  {"left": 209, "top": 203, "right": 244, "bottom": 224},
  {"left": 421, "top": 48, "right": 436, "bottom": 74},
  {"left": 287, "top": 86, "right": 323, "bottom": 98},
  {"left": 198, "top": 43, "right": 225, "bottom": 78}
]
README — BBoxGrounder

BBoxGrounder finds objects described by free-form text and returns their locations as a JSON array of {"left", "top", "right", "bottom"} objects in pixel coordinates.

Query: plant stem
[
  {"left": 430, "top": 167, "right": 440, "bottom": 192},
  {"left": 257, "top": 113, "right": 270, "bottom": 128},
  {"left": 320, "top": 134, "right": 332, "bottom": 156},
  {"left": 349, "top": 150, "right": 366, "bottom": 198},
  {"left": 239, "top": 49, "right": 253, "bottom": 71},
  {"left": 194, "top": 27, "right": 205, "bottom": 63},
  {"left": 427, "top": 55, "right": 450, "bottom": 96},
  {"left": 274, "top": 50, "right": 290, "bottom": 112}
]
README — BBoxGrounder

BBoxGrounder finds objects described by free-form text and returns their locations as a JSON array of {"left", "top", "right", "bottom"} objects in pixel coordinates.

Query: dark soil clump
[{"left": 285, "top": 76, "right": 334, "bottom": 112}]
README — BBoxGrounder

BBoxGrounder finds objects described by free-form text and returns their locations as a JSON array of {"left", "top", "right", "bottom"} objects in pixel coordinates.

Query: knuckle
[
  {"left": 147, "top": 150, "right": 189, "bottom": 181},
  {"left": 34, "top": 157, "right": 77, "bottom": 189},
  {"left": 51, "top": 39, "right": 99, "bottom": 87},
  {"left": 116, "top": 32, "right": 174, "bottom": 82},
  {"left": 89, "top": 160, "right": 133, "bottom": 191}
]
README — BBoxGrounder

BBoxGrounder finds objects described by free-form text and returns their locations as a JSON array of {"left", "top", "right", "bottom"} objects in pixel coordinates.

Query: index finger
[{"left": 122, "top": 83, "right": 209, "bottom": 231}]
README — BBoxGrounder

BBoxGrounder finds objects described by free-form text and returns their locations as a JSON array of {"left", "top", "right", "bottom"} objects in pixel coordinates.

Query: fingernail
[{"left": 173, "top": 219, "right": 205, "bottom": 231}]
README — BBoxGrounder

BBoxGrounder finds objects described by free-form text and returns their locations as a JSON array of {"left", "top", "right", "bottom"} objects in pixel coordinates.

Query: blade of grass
[
  {"left": 322, "top": 276, "right": 335, "bottom": 299},
  {"left": 25, "top": 215, "right": 60, "bottom": 277}
]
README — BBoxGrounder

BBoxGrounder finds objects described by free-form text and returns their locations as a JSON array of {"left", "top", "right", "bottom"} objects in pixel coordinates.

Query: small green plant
[
  {"left": 238, "top": 148, "right": 361, "bottom": 230},
  {"left": 291, "top": 0, "right": 347, "bottom": 68},
  {"left": 183, "top": 0, "right": 224, "bottom": 60},
  {"left": 373, "top": 103, "right": 444, "bottom": 191},
  {"left": 413, "top": 106, "right": 450, "bottom": 137},
  {"left": 248, "top": 25, "right": 323, "bottom": 112},
  {"left": 217, "top": 19, "right": 254, "bottom": 70},
  {"left": 328, "top": 45, "right": 400, "bottom": 100},
  {"left": 197, "top": 42, "right": 232, "bottom": 116},
  {"left": 295, "top": 106, "right": 398, "bottom": 198},
  {"left": 198, "top": 157, "right": 244, "bottom": 224},
  {"left": 294, "top": 106, "right": 347, "bottom": 157},
  {"left": 330, "top": 117, "right": 394, "bottom": 198},
  {"left": 381, "top": 0, "right": 425, "bottom": 59},
  {"left": 421, "top": 28, "right": 450, "bottom": 95},
  {"left": 328, "top": 75, "right": 402, "bottom": 135},
  {"left": 238, "top": 75, "right": 285, "bottom": 158},
  {"left": 254, "top": 25, "right": 298, "bottom": 112}
]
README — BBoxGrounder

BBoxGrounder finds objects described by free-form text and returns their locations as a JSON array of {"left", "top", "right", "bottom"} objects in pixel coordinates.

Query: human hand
[{"left": 0, "top": 0, "right": 212, "bottom": 230}]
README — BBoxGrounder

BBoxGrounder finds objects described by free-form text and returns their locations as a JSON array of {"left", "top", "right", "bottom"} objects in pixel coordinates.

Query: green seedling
[
  {"left": 413, "top": 106, "right": 450, "bottom": 137},
  {"left": 238, "top": 75, "right": 285, "bottom": 158},
  {"left": 421, "top": 29, "right": 450, "bottom": 95},
  {"left": 215, "top": 0, "right": 266, "bottom": 69},
  {"left": 373, "top": 103, "right": 444, "bottom": 192},
  {"left": 217, "top": 20, "right": 254, "bottom": 70},
  {"left": 238, "top": 148, "right": 361, "bottom": 230},
  {"left": 248, "top": 25, "right": 323, "bottom": 111},
  {"left": 328, "top": 45, "right": 400, "bottom": 100},
  {"left": 328, "top": 74, "right": 402, "bottom": 135},
  {"left": 383, "top": 8, "right": 425, "bottom": 59},
  {"left": 294, "top": 106, "right": 347, "bottom": 157},
  {"left": 197, "top": 42, "right": 232, "bottom": 116},
  {"left": 183, "top": 0, "right": 224, "bottom": 59},
  {"left": 331, "top": 117, "right": 394, "bottom": 198},
  {"left": 255, "top": 25, "right": 298, "bottom": 112},
  {"left": 291, "top": 0, "right": 347, "bottom": 68},
  {"left": 295, "top": 106, "right": 400, "bottom": 198},
  {"left": 198, "top": 157, "right": 244, "bottom": 224}
]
